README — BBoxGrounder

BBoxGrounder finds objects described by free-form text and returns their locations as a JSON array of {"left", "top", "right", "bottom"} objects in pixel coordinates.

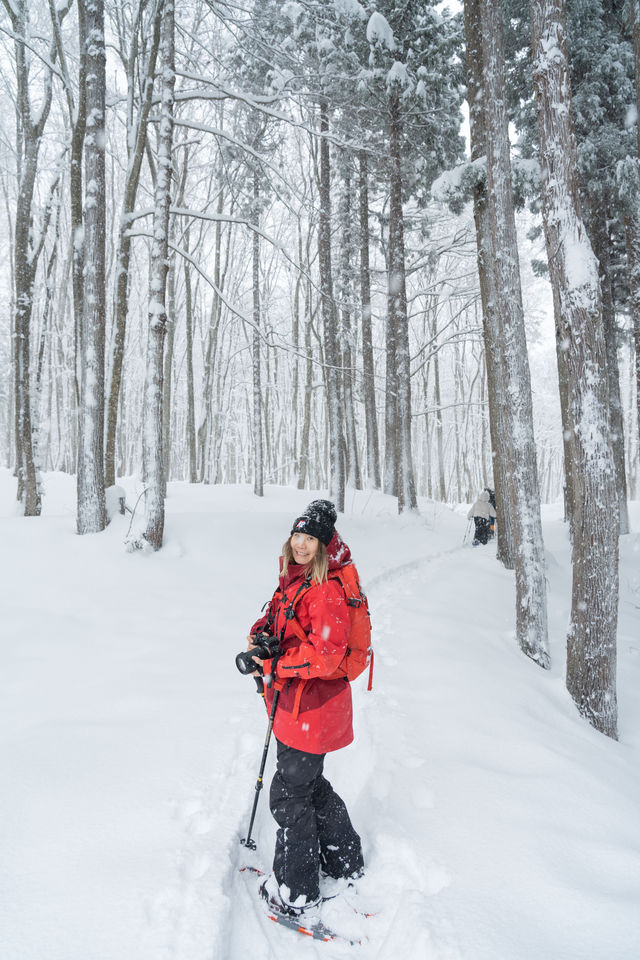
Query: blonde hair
[{"left": 282, "top": 536, "right": 329, "bottom": 584}]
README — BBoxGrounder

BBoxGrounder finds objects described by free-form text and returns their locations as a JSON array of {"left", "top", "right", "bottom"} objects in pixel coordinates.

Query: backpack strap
[
  {"left": 283, "top": 577, "right": 313, "bottom": 620},
  {"left": 274, "top": 579, "right": 312, "bottom": 720},
  {"left": 330, "top": 562, "right": 364, "bottom": 604}
]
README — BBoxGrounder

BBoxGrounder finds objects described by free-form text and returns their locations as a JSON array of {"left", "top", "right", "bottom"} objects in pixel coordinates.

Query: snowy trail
[
  {"left": 216, "top": 545, "right": 468, "bottom": 960},
  {"left": 3, "top": 476, "right": 639, "bottom": 960},
  {"left": 147, "top": 533, "right": 464, "bottom": 960}
]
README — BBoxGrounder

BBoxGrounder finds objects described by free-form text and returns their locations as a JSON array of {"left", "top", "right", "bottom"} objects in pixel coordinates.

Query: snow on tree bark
[
  {"left": 77, "top": 0, "right": 107, "bottom": 535},
  {"left": 464, "top": 0, "right": 514, "bottom": 569},
  {"left": 297, "top": 265, "right": 314, "bottom": 491},
  {"left": 479, "top": 0, "right": 550, "bottom": 666},
  {"left": 141, "top": 0, "right": 175, "bottom": 550},
  {"left": 6, "top": 0, "right": 61, "bottom": 516},
  {"left": 532, "top": 0, "right": 619, "bottom": 738},
  {"left": 358, "top": 151, "right": 381, "bottom": 490},
  {"left": 163, "top": 222, "right": 176, "bottom": 491},
  {"left": 197, "top": 180, "right": 225, "bottom": 483},
  {"left": 318, "top": 98, "right": 345, "bottom": 512},
  {"left": 388, "top": 90, "right": 417, "bottom": 513},
  {"left": 184, "top": 242, "right": 197, "bottom": 486},
  {"left": 105, "top": 0, "right": 163, "bottom": 489},
  {"left": 252, "top": 167, "right": 264, "bottom": 497},
  {"left": 337, "top": 151, "right": 361, "bottom": 491},
  {"left": 622, "top": 209, "right": 640, "bottom": 453},
  {"left": 629, "top": 0, "right": 640, "bottom": 466},
  {"left": 48, "top": 0, "right": 87, "bottom": 417},
  {"left": 13, "top": 135, "right": 42, "bottom": 517},
  {"left": 589, "top": 217, "right": 629, "bottom": 536}
]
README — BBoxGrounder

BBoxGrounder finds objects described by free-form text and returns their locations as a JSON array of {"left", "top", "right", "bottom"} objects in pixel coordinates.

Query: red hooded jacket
[{"left": 249, "top": 532, "right": 354, "bottom": 754}]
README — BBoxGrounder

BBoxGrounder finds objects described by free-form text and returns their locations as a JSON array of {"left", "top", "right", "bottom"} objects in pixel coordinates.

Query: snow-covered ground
[{"left": 1, "top": 469, "right": 639, "bottom": 960}]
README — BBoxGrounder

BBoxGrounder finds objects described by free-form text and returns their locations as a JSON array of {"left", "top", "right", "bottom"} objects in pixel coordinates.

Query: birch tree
[
  {"left": 141, "top": 0, "right": 175, "bottom": 549},
  {"left": 532, "top": 0, "right": 619, "bottom": 738},
  {"left": 76, "top": 0, "right": 107, "bottom": 534}
]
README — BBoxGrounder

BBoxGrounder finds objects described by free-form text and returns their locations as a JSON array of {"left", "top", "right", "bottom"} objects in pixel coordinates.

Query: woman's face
[{"left": 291, "top": 532, "right": 320, "bottom": 565}]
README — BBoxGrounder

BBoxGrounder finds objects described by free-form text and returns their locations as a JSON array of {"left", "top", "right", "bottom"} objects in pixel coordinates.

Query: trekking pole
[
  {"left": 240, "top": 687, "right": 280, "bottom": 851},
  {"left": 463, "top": 519, "right": 471, "bottom": 544}
]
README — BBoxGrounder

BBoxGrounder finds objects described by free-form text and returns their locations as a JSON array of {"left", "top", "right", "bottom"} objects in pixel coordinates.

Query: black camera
[{"left": 235, "top": 635, "right": 281, "bottom": 675}]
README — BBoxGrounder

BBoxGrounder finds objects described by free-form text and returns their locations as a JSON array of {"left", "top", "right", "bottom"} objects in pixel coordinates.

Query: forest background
[{"left": 1, "top": 0, "right": 640, "bottom": 740}]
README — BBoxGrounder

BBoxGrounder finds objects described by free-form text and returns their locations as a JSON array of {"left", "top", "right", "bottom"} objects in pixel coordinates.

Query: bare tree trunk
[
  {"left": 533, "top": 0, "right": 619, "bottom": 738},
  {"left": 464, "top": 0, "right": 515, "bottom": 567},
  {"left": 589, "top": 215, "right": 629, "bottom": 534},
  {"left": 198, "top": 181, "right": 225, "bottom": 482},
  {"left": 338, "top": 151, "right": 361, "bottom": 490},
  {"left": 318, "top": 98, "right": 344, "bottom": 510},
  {"left": 432, "top": 316, "right": 447, "bottom": 502},
  {"left": 628, "top": 0, "right": 640, "bottom": 466},
  {"left": 2, "top": 175, "right": 15, "bottom": 469},
  {"left": 383, "top": 238, "right": 398, "bottom": 498},
  {"left": 388, "top": 90, "right": 417, "bottom": 513},
  {"left": 163, "top": 220, "right": 175, "bottom": 488},
  {"left": 480, "top": 0, "right": 549, "bottom": 666},
  {"left": 4, "top": 0, "right": 60, "bottom": 515},
  {"left": 184, "top": 245, "right": 197, "bottom": 485},
  {"left": 13, "top": 136, "right": 42, "bottom": 516},
  {"left": 105, "top": 0, "right": 163, "bottom": 487},
  {"left": 77, "top": 0, "right": 107, "bottom": 534},
  {"left": 141, "top": 0, "right": 174, "bottom": 550},
  {"left": 292, "top": 223, "right": 302, "bottom": 467},
  {"left": 252, "top": 167, "right": 264, "bottom": 497},
  {"left": 624, "top": 214, "right": 640, "bottom": 454},
  {"left": 358, "top": 151, "right": 381, "bottom": 489},
  {"left": 35, "top": 182, "right": 62, "bottom": 460},
  {"left": 298, "top": 277, "right": 314, "bottom": 490},
  {"left": 48, "top": 0, "right": 87, "bottom": 413}
]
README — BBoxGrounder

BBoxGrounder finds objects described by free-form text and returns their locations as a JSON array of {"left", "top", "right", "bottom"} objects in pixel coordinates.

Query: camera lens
[
  {"left": 235, "top": 637, "right": 280, "bottom": 676},
  {"left": 235, "top": 650, "right": 256, "bottom": 675}
]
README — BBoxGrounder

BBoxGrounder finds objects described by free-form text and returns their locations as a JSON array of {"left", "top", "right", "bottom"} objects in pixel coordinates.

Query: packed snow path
[{"left": 1, "top": 474, "right": 639, "bottom": 960}]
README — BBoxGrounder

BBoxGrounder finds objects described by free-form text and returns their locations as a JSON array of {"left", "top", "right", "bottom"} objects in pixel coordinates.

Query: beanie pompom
[
  {"left": 306, "top": 499, "right": 337, "bottom": 525},
  {"left": 290, "top": 499, "right": 337, "bottom": 546}
]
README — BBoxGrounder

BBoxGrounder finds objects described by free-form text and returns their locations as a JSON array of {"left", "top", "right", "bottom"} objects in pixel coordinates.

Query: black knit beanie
[{"left": 290, "top": 499, "right": 337, "bottom": 546}]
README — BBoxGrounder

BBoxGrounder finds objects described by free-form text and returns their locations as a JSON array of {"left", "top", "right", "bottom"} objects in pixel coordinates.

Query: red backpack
[{"left": 285, "top": 563, "right": 374, "bottom": 690}]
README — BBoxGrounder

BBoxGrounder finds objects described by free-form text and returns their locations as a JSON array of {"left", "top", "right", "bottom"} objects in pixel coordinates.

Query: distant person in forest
[
  {"left": 484, "top": 487, "right": 496, "bottom": 540},
  {"left": 468, "top": 489, "right": 497, "bottom": 546},
  {"left": 243, "top": 499, "right": 364, "bottom": 918}
]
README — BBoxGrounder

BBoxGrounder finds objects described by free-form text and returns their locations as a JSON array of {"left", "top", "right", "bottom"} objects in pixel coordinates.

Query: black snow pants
[
  {"left": 270, "top": 739, "right": 364, "bottom": 905},
  {"left": 473, "top": 516, "right": 490, "bottom": 545}
]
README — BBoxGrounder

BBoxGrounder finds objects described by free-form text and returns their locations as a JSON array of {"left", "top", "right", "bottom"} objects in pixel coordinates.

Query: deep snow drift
[{"left": 1, "top": 470, "right": 639, "bottom": 960}]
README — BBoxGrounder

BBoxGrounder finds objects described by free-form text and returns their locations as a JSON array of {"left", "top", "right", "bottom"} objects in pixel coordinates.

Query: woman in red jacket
[{"left": 247, "top": 500, "right": 364, "bottom": 916}]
